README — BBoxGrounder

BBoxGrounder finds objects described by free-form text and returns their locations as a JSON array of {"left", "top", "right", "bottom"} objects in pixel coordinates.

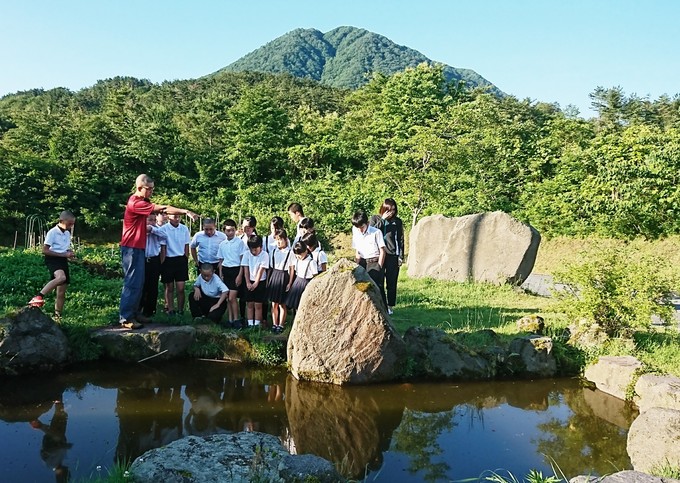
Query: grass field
[{"left": 2, "top": 239, "right": 679, "bottom": 377}]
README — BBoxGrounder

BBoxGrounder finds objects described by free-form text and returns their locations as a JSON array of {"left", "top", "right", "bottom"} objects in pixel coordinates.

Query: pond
[{"left": 0, "top": 360, "right": 637, "bottom": 482}]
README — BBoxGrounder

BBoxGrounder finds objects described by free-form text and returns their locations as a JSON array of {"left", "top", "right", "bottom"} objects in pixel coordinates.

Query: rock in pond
[
  {"left": 287, "top": 259, "right": 407, "bottom": 385},
  {"left": 627, "top": 407, "right": 680, "bottom": 473},
  {"left": 129, "top": 432, "right": 344, "bottom": 483},
  {"left": 0, "top": 307, "right": 70, "bottom": 375},
  {"left": 584, "top": 355, "right": 643, "bottom": 401}
]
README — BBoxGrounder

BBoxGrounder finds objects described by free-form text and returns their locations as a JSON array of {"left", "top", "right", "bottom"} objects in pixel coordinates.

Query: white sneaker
[{"left": 387, "top": 307, "right": 394, "bottom": 315}]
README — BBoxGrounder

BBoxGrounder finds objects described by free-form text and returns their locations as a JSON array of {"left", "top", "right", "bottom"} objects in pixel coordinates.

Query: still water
[{"left": 0, "top": 360, "right": 636, "bottom": 482}]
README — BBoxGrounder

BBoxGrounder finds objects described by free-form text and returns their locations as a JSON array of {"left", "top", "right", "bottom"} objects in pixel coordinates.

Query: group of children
[
  {"left": 28, "top": 198, "right": 404, "bottom": 332},
  {"left": 160, "top": 202, "right": 328, "bottom": 332}
]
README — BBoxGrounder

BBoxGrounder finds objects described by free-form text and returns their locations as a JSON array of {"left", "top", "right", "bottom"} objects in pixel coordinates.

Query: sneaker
[
  {"left": 120, "top": 320, "right": 143, "bottom": 330},
  {"left": 28, "top": 295, "right": 45, "bottom": 307},
  {"left": 271, "top": 325, "right": 280, "bottom": 333},
  {"left": 387, "top": 307, "right": 394, "bottom": 315},
  {"left": 52, "top": 312, "right": 62, "bottom": 323},
  {"left": 275, "top": 326, "right": 285, "bottom": 334}
]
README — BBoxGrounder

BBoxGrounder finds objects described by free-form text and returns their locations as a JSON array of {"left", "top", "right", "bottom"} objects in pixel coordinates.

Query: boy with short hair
[
  {"left": 287, "top": 202, "right": 307, "bottom": 242},
  {"left": 189, "top": 263, "right": 229, "bottom": 323},
  {"left": 160, "top": 213, "right": 191, "bottom": 315},
  {"left": 190, "top": 218, "right": 226, "bottom": 274},
  {"left": 351, "top": 210, "right": 387, "bottom": 307},
  {"left": 217, "top": 219, "right": 246, "bottom": 327},
  {"left": 240, "top": 235, "right": 270, "bottom": 327},
  {"left": 28, "top": 211, "right": 77, "bottom": 320}
]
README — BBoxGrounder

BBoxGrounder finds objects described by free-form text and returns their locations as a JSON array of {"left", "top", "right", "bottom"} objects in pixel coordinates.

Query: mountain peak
[{"left": 217, "top": 26, "right": 499, "bottom": 93}]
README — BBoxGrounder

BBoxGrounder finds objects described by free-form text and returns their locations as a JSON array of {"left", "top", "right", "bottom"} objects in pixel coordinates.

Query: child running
[
  {"left": 240, "top": 235, "right": 270, "bottom": 327},
  {"left": 267, "top": 229, "right": 294, "bottom": 333},
  {"left": 285, "top": 241, "right": 318, "bottom": 311}
]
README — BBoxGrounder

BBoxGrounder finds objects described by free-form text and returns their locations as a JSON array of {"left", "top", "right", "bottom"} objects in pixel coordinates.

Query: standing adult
[
  {"left": 369, "top": 198, "right": 404, "bottom": 315},
  {"left": 190, "top": 218, "right": 226, "bottom": 274},
  {"left": 119, "top": 174, "right": 197, "bottom": 329}
]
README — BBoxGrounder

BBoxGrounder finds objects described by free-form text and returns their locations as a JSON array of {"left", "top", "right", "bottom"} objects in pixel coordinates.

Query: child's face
[
  {"left": 275, "top": 236, "right": 288, "bottom": 249},
  {"left": 250, "top": 246, "right": 262, "bottom": 256},
  {"left": 296, "top": 249, "right": 308, "bottom": 260},
  {"left": 169, "top": 214, "right": 180, "bottom": 226},
  {"left": 203, "top": 223, "right": 216, "bottom": 236},
  {"left": 224, "top": 226, "right": 236, "bottom": 239},
  {"left": 288, "top": 210, "right": 299, "bottom": 222},
  {"left": 147, "top": 214, "right": 156, "bottom": 224},
  {"left": 60, "top": 218, "right": 76, "bottom": 229},
  {"left": 358, "top": 223, "right": 368, "bottom": 234},
  {"left": 156, "top": 213, "right": 167, "bottom": 225},
  {"left": 200, "top": 269, "right": 214, "bottom": 282},
  {"left": 243, "top": 225, "right": 254, "bottom": 237}
]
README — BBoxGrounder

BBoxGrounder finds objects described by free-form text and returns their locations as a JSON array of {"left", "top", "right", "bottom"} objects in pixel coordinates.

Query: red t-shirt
[{"left": 121, "top": 195, "right": 155, "bottom": 249}]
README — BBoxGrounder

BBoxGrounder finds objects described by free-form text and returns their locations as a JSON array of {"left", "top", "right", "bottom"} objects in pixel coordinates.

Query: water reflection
[{"left": 0, "top": 362, "right": 635, "bottom": 482}]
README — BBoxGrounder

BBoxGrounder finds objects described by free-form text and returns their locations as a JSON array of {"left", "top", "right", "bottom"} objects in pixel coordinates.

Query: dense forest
[
  {"left": 1, "top": 63, "right": 680, "bottom": 243},
  {"left": 220, "top": 26, "right": 500, "bottom": 93}
]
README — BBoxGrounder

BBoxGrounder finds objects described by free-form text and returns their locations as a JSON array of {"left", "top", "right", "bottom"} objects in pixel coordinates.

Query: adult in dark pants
[
  {"left": 369, "top": 198, "right": 404, "bottom": 315},
  {"left": 352, "top": 209, "right": 387, "bottom": 308},
  {"left": 139, "top": 213, "right": 167, "bottom": 317}
]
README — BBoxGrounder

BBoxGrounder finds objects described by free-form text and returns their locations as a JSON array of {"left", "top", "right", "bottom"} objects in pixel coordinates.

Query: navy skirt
[
  {"left": 267, "top": 268, "right": 290, "bottom": 304},
  {"left": 285, "top": 276, "right": 311, "bottom": 310}
]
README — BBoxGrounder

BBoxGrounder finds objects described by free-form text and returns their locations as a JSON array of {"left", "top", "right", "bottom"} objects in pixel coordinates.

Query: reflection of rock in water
[
  {"left": 285, "top": 376, "right": 403, "bottom": 478},
  {"left": 0, "top": 374, "right": 68, "bottom": 422},
  {"left": 582, "top": 387, "right": 637, "bottom": 429}
]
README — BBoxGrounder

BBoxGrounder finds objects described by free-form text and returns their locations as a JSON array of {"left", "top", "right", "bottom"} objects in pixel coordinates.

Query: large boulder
[
  {"left": 407, "top": 212, "right": 540, "bottom": 284},
  {"left": 91, "top": 324, "right": 196, "bottom": 362},
  {"left": 627, "top": 407, "right": 680, "bottom": 473},
  {"left": 129, "top": 432, "right": 343, "bottom": 483},
  {"left": 634, "top": 374, "right": 680, "bottom": 413},
  {"left": 402, "top": 327, "right": 493, "bottom": 379},
  {"left": 584, "top": 356, "right": 643, "bottom": 401},
  {"left": 287, "top": 259, "right": 407, "bottom": 385},
  {"left": 0, "top": 307, "right": 70, "bottom": 375}
]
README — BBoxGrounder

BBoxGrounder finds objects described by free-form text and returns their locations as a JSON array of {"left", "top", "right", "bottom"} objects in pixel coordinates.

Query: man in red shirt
[{"left": 119, "top": 174, "right": 198, "bottom": 329}]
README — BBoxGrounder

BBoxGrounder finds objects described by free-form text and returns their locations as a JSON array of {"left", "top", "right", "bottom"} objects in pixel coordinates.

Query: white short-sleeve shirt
[
  {"left": 271, "top": 247, "right": 294, "bottom": 271},
  {"left": 241, "top": 250, "right": 270, "bottom": 282},
  {"left": 190, "top": 230, "right": 227, "bottom": 263},
  {"left": 193, "top": 274, "right": 229, "bottom": 298},
  {"left": 292, "top": 255, "right": 318, "bottom": 280},
  {"left": 352, "top": 225, "right": 385, "bottom": 259},
  {"left": 217, "top": 237, "right": 246, "bottom": 268},
  {"left": 44, "top": 225, "right": 71, "bottom": 254},
  {"left": 161, "top": 223, "right": 191, "bottom": 257}
]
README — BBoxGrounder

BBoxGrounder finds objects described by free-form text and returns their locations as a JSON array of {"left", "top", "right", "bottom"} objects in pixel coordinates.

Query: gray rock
[
  {"left": 634, "top": 373, "right": 680, "bottom": 413},
  {"left": 507, "top": 335, "right": 557, "bottom": 378},
  {"left": 584, "top": 356, "right": 643, "bottom": 401},
  {"left": 0, "top": 307, "right": 70, "bottom": 375},
  {"left": 402, "top": 327, "right": 493, "bottom": 379},
  {"left": 627, "top": 407, "right": 680, "bottom": 473},
  {"left": 407, "top": 212, "right": 540, "bottom": 285},
  {"left": 287, "top": 259, "right": 407, "bottom": 385},
  {"left": 571, "top": 470, "right": 680, "bottom": 482},
  {"left": 91, "top": 324, "right": 196, "bottom": 362},
  {"left": 129, "top": 432, "right": 344, "bottom": 483},
  {"left": 568, "top": 320, "right": 611, "bottom": 348}
]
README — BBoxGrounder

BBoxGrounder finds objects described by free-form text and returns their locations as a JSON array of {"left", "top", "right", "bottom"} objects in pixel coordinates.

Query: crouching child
[{"left": 189, "top": 263, "right": 229, "bottom": 324}]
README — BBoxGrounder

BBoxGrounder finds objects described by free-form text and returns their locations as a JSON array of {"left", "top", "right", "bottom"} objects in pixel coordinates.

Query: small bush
[{"left": 554, "top": 246, "right": 677, "bottom": 336}]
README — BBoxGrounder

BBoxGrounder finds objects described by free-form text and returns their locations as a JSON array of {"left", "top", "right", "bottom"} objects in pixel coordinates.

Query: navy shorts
[
  {"left": 161, "top": 256, "right": 189, "bottom": 283},
  {"left": 221, "top": 266, "right": 242, "bottom": 291},
  {"left": 45, "top": 256, "right": 70, "bottom": 284},
  {"left": 244, "top": 280, "right": 267, "bottom": 303}
]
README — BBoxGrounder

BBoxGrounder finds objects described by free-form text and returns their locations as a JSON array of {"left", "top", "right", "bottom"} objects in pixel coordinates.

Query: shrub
[{"left": 553, "top": 246, "right": 677, "bottom": 336}]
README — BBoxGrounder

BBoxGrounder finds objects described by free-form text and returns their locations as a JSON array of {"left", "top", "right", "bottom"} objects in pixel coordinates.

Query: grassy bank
[{"left": 1, "top": 241, "right": 678, "bottom": 377}]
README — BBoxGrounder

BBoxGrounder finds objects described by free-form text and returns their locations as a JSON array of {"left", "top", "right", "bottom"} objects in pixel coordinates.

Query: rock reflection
[{"left": 285, "top": 376, "right": 404, "bottom": 478}]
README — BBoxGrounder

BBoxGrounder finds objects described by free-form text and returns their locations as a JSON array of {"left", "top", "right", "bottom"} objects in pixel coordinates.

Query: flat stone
[
  {"left": 634, "top": 373, "right": 680, "bottom": 413},
  {"left": 91, "top": 324, "right": 196, "bottom": 362},
  {"left": 584, "top": 356, "right": 643, "bottom": 400},
  {"left": 627, "top": 407, "right": 680, "bottom": 473}
]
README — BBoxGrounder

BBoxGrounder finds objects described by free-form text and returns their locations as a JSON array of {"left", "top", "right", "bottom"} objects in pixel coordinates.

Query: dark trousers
[
  {"left": 189, "top": 290, "right": 227, "bottom": 323},
  {"left": 140, "top": 255, "right": 161, "bottom": 316},
  {"left": 384, "top": 254, "right": 400, "bottom": 307},
  {"left": 360, "top": 258, "right": 387, "bottom": 308}
]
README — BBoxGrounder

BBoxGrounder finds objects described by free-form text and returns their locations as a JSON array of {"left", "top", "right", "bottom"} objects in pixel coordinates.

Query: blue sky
[{"left": 1, "top": 0, "right": 678, "bottom": 116}]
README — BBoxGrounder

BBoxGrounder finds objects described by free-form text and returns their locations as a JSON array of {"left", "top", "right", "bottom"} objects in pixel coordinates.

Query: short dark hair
[
  {"left": 242, "top": 216, "right": 257, "bottom": 228},
  {"left": 287, "top": 203, "right": 304, "bottom": 216},
  {"left": 223, "top": 219, "right": 237, "bottom": 229},
  {"left": 247, "top": 234, "right": 263, "bottom": 249},
  {"left": 352, "top": 210, "right": 368, "bottom": 227},
  {"left": 199, "top": 262, "right": 215, "bottom": 272},
  {"left": 292, "top": 241, "right": 308, "bottom": 255},
  {"left": 299, "top": 217, "right": 315, "bottom": 230},
  {"left": 274, "top": 228, "right": 288, "bottom": 240},
  {"left": 301, "top": 232, "right": 319, "bottom": 250}
]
